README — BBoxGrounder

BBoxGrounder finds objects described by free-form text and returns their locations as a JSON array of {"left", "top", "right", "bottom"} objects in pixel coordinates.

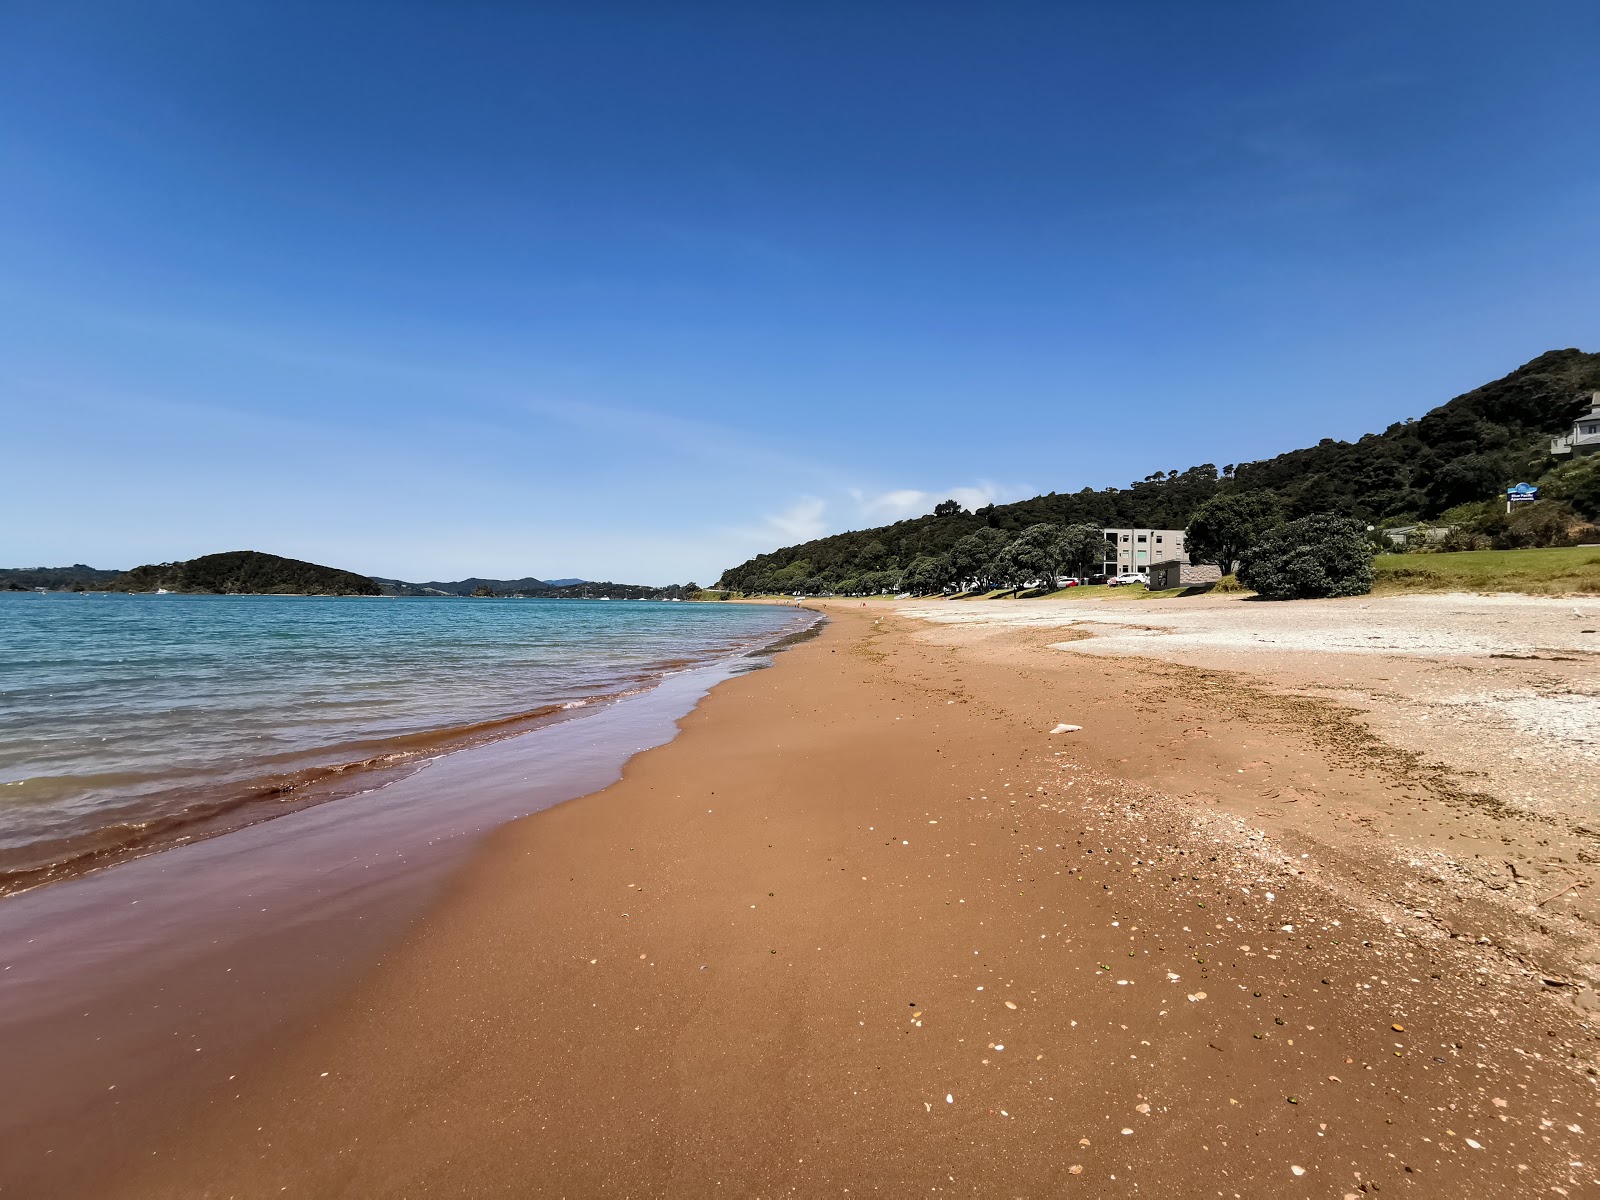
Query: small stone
[
  {"left": 1290, "top": 1165, "right": 1306, "bottom": 1176},
  {"left": 1050, "top": 724, "right": 1083, "bottom": 734},
  {"left": 1005, "top": 1000, "right": 1018, "bottom": 1010},
  {"left": 1391, "top": 1024, "right": 1405, "bottom": 1032}
]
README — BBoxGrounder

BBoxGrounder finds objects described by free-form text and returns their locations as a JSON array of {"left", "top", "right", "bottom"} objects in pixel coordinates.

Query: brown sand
[{"left": 105, "top": 604, "right": 1596, "bottom": 1197}]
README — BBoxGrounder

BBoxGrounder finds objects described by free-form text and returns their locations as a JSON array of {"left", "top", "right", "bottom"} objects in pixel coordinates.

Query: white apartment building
[
  {"left": 1551, "top": 391, "right": 1600, "bottom": 459},
  {"left": 1102, "top": 527, "right": 1187, "bottom": 576}
]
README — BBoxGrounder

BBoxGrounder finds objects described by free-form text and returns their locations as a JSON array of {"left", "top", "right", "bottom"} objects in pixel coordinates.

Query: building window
[
  {"left": 1122, "top": 535, "right": 1130, "bottom": 543},
  {"left": 1155, "top": 535, "right": 1163, "bottom": 544},
  {"left": 1136, "top": 535, "right": 1147, "bottom": 543}
]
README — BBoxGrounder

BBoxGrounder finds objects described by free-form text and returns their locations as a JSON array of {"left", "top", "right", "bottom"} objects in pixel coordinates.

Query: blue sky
[{"left": 4, "top": 2, "right": 1598, "bottom": 583}]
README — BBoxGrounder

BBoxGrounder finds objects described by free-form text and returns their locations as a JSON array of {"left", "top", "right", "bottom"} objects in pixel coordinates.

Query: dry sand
[
  {"left": 98, "top": 601, "right": 1596, "bottom": 1198},
  {"left": 899, "top": 591, "right": 1600, "bottom": 996}
]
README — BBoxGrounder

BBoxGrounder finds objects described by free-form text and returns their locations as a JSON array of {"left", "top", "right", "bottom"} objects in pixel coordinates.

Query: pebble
[{"left": 1049, "top": 724, "right": 1083, "bottom": 734}]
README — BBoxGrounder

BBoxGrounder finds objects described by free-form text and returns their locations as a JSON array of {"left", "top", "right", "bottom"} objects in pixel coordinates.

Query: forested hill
[
  {"left": 717, "top": 348, "right": 1600, "bottom": 592},
  {"left": 372, "top": 575, "right": 561, "bottom": 597},
  {"left": 0, "top": 564, "right": 125, "bottom": 591},
  {"left": 117, "top": 551, "right": 382, "bottom": 595}
]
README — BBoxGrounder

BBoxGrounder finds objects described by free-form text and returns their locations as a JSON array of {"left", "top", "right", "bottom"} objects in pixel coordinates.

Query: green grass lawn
[{"left": 1373, "top": 545, "right": 1600, "bottom": 595}]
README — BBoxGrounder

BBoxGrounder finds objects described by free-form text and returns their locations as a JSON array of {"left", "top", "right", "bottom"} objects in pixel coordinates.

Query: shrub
[
  {"left": 1495, "top": 499, "right": 1578, "bottom": 549},
  {"left": 1212, "top": 573, "right": 1246, "bottom": 593},
  {"left": 1238, "top": 514, "right": 1374, "bottom": 600}
]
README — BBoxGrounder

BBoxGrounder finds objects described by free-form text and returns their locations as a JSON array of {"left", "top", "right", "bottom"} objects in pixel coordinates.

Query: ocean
[{"left": 0, "top": 591, "right": 811, "bottom": 892}]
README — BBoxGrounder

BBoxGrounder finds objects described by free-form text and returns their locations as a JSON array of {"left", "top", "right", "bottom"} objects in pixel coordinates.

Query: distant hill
[
  {"left": 377, "top": 576, "right": 699, "bottom": 600},
  {"left": 8, "top": 558, "right": 693, "bottom": 601},
  {"left": 0, "top": 564, "right": 125, "bottom": 591},
  {"left": 117, "top": 551, "right": 381, "bottom": 596},
  {"left": 717, "top": 348, "right": 1600, "bottom": 591},
  {"left": 371, "top": 575, "right": 590, "bottom": 597}
]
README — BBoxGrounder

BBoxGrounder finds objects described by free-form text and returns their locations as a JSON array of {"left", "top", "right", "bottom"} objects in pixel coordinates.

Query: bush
[
  {"left": 1238, "top": 514, "right": 1374, "bottom": 600},
  {"left": 1212, "top": 573, "right": 1246, "bottom": 593},
  {"left": 1495, "top": 499, "right": 1578, "bottom": 549}
]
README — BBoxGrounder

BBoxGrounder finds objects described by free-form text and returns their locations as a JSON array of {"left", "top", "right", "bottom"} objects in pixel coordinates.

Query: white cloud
[
  {"left": 853, "top": 482, "right": 1030, "bottom": 522},
  {"left": 761, "top": 496, "right": 829, "bottom": 542}
]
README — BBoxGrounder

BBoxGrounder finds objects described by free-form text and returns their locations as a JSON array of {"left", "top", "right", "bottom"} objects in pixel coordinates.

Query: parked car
[
  {"left": 1060, "top": 578, "right": 1081, "bottom": 588},
  {"left": 1108, "top": 573, "right": 1145, "bottom": 587}
]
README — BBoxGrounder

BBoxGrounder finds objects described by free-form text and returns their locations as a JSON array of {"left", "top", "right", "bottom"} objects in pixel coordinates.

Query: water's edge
[{"left": 0, "top": 608, "right": 824, "bottom": 1196}]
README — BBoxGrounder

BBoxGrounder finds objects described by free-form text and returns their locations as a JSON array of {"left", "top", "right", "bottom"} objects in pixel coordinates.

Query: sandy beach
[{"left": 90, "top": 597, "right": 1595, "bottom": 1198}]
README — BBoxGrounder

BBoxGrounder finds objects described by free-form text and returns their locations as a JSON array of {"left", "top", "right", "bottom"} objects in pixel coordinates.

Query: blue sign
[{"left": 1506, "top": 482, "right": 1539, "bottom": 503}]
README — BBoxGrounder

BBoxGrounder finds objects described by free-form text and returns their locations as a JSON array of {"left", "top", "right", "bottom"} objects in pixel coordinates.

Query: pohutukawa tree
[{"left": 1185, "top": 491, "right": 1282, "bottom": 575}]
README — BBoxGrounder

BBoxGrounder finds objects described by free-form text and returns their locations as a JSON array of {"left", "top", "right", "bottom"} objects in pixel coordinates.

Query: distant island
[
  {"left": 371, "top": 575, "right": 587, "bottom": 597},
  {"left": 2, "top": 552, "right": 700, "bottom": 600}
]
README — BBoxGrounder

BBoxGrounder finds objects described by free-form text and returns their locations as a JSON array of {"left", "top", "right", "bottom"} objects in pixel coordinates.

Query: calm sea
[{"left": 0, "top": 592, "right": 810, "bottom": 891}]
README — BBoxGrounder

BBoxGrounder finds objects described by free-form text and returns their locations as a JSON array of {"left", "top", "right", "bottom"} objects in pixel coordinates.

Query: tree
[
  {"left": 1575, "top": 473, "right": 1600, "bottom": 521},
  {"left": 1238, "top": 515, "right": 1374, "bottom": 600},
  {"left": 900, "top": 555, "right": 948, "bottom": 595},
  {"left": 988, "top": 542, "right": 1033, "bottom": 592},
  {"left": 933, "top": 499, "right": 965, "bottom": 518},
  {"left": 770, "top": 560, "right": 812, "bottom": 592},
  {"left": 1425, "top": 453, "right": 1502, "bottom": 511},
  {"left": 1059, "top": 523, "right": 1106, "bottom": 579},
  {"left": 857, "top": 569, "right": 901, "bottom": 594},
  {"left": 1008, "top": 524, "right": 1068, "bottom": 588},
  {"left": 1185, "top": 491, "right": 1281, "bottom": 575},
  {"left": 949, "top": 527, "right": 1012, "bottom": 591}
]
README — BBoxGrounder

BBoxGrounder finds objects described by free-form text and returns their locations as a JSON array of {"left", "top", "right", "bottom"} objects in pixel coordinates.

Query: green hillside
[
  {"left": 116, "top": 551, "right": 382, "bottom": 596},
  {"left": 0, "top": 564, "right": 126, "bottom": 591},
  {"left": 717, "top": 349, "right": 1600, "bottom": 592}
]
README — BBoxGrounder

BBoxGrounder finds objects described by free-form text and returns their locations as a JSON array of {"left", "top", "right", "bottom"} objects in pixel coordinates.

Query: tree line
[{"left": 717, "top": 348, "right": 1600, "bottom": 595}]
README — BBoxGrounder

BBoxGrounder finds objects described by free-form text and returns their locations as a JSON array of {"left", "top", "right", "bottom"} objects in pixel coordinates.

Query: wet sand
[
  {"left": 0, "top": 660, "right": 777, "bottom": 1198},
  {"left": 101, "top": 602, "right": 1596, "bottom": 1198}
]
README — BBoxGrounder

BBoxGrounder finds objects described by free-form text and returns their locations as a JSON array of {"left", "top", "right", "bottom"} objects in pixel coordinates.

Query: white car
[{"left": 1108, "top": 573, "right": 1146, "bottom": 587}]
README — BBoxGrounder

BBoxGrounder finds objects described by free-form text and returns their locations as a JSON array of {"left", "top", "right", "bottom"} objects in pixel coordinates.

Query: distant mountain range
[
  {"left": 0, "top": 553, "right": 697, "bottom": 599},
  {"left": 370, "top": 575, "right": 586, "bottom": 597}
]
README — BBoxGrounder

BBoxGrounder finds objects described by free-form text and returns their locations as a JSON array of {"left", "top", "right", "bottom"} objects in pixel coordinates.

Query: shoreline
[
  {"left": 97, "top": 601, "right": 1596, "bottom": 1197},
  {"left": 0, "top": 623, "right": 817, "bottom": 1198},
  {"left": 1, "top": 599, "right": 816, "bottom": 899}
]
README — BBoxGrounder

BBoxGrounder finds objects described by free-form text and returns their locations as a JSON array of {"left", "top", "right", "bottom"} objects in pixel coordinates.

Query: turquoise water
[{"left": 0, "top": 593, "right": 809, "bottom": 887}]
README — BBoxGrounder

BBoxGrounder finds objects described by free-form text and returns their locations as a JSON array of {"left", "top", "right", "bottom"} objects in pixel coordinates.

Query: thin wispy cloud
[
  {"left": 852, "top": 482, "right": 1030, "bottom": 522},
  {"left": 757, "top": 496, "right": 829, "bottom": 543}
]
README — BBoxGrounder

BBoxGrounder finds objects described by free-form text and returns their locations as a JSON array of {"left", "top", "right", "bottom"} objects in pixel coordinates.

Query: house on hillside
[{"left": 1551, "top": 391, "right": 1600, "bottom": 459}]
